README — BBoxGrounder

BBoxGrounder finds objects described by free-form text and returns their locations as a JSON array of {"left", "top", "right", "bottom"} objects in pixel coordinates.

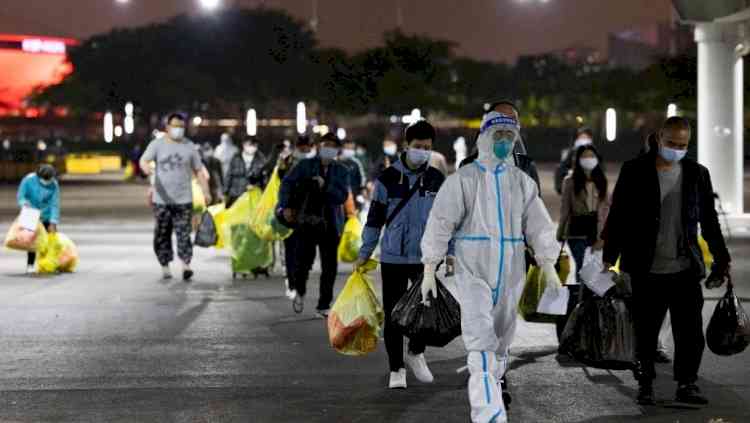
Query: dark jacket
[
  {"left": 602, "top": 151, "right": 730, "bottom": 278},
  {"left": 224, "top": 152, "right": 267, "bottom": 199},
  {"left": 202, "top": 156, "right": 224, "bottom": 204},
  {"left": 370, "top": 153, "right": 398, "bottom": 182},
  {"left": 460, "top": 152, "right": 541, "bottom": 193},
  {"left": 359, "top": 157, "right": 445, "bottom": 264},
  {"left": 279, "top": 157, "right": 350, "bottom": 234},
  {"left": 340, "top": 157, "right": 365, "bottom": 193}
]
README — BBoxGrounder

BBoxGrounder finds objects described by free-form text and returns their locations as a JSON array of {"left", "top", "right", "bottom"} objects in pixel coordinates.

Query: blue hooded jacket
[
  {"left": 17, "top": 173, "right": 60, "bottom": 224},
  {"left": 359, "top": 156, "right": 448, "bottom": 265}
]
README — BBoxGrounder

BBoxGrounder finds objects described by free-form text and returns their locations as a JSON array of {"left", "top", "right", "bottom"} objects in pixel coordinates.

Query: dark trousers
[
  {"left": 381, "top": 262, "right": 427, "bottom": 372},
  {"left": 27, "top": 221, "right": 51, "bottom": 266},
  {"left": 153, "top": 204, "right": 194, "bottom": 266},
  {"left": 632, "top": 271, "right": 705, "bottom": 385},
  {"left": 567, "top": 238, "right": 590, "bottom": 279},
  {"left": 293, "top": 225, "right": 340, "bottom": 311},
  {"left": 284, "top": 230, "right": 300, "bottom": 285}
]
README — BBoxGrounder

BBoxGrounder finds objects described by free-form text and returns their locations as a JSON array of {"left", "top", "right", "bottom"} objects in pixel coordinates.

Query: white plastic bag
[
  {"left": 579, "top": 248, "right": 615, "bottom": 297},
  {"left": 537, "top": 285, "right": 570, "bottom": 315},
  {"left": 19, "top": 207, "right": 41, "bottom": 231}
]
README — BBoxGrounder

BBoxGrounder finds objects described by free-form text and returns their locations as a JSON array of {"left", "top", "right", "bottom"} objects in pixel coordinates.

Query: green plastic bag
[
  {"left": 249, "top": 168, "right": 293, "bottom": 241},
  {"left": 337, "top": 217, "right": 362, "bottom": 263},
  {"left": 224, "top": 188, "right": 272, "bottom": 273}
]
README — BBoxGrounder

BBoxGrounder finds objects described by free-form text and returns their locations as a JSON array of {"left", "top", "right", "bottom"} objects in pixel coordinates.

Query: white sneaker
[
  {"left": 161, "top": 266, "right": 173, "bottom": 280},
  {"left": 284, "top": 279, "right": 295, "bottom": 299},
  {"left": 388, "top": 368, "right": 407, "bottom": 389},
  {"left": 405, "top": 352, "right": 434, "bottom": 383},
  {"left": 26, "top": 265, "right": 35, "bottom": 275}
]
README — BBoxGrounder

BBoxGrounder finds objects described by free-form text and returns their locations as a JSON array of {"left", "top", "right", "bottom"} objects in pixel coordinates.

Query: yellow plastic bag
[
  {"left": 37, "top": 232, "right": 79, "bottom": 274},
  {"left": 698, "top": 235, "right": 714, "bottom": 268},
  {"left": 249, "top": 168, "right": 293, "bottom": 241},
  {"left": 327, "top": 259, "right": 384, "bottom": 356},
  {"left": 123, "top": 162, "right": 134, "bottom": 181},
  {"left": 4, "top": 219, "right": 48, "bottom": 252},
  {"left": 192, "top": 178, "right": 206, "bottom": 214},
  {"left": 208, "top": 203, "right": 227, "bottom": 249},
  {"left": 337, "top": 217, "right": 363, "bottom": 263}
]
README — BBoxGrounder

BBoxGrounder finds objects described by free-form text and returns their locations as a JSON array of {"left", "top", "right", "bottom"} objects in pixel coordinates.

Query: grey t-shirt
[
  {"left": 141, "top": 137, "right": 204, "bottom": 205},
  {"left": 651, "top": 163, "right": 691, "bottom": 274}
]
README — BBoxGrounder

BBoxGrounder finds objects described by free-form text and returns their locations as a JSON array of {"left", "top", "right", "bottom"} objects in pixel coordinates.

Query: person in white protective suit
[
  {"left": 420, "top": 111, "right": 564, "bottom": 423},
  {"left": 214, "top": 132, "right": 239, "bottom": 182}
]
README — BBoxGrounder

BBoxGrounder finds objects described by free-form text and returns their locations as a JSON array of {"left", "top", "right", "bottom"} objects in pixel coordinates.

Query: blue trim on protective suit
[
  {"left": 474, "top": 161, "right": 487, "bottom": 173},
  {"left": 456, "top": 235, "right": 491, "bottom": 241},
  {"left": 489, "top": 409, "right": 505, "bottom": 422},
  {"left": 493, "top": 164, "right": 506, "bottom": 306},
  {"left": 481, "top": 352, "right": 491, "bottom": 404}
]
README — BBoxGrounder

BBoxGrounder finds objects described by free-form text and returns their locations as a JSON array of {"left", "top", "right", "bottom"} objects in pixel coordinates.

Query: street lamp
[
  {"left": 104, "top": 112, "right": 114, "bottom": 143},
  {"left": 198, "top": 0, "right": 221, "bottom": 11},
  {"left": 246, "top": 108, "right": 257, "bottom": 137},
  {"left": 124, "top": 102, "right": 134, "bottom": 135},
  {"left": 605, "top": 108, "right": 617, "bottom": 142},
  {"left": 336, "top": 128, "right": 346, "bottom": 140},
  {"left": 296, "top": 102, "right": 307, "bottom": 134},
  {"left": 115, "top": 0, "right": 129, "bottom": 4},
  {"left": 667, "top": 103, "right": 678, "bottom": 118}
]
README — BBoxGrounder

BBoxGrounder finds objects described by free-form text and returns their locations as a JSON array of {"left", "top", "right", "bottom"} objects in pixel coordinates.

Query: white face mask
[
  {"left": 319, "top": 146, "right": 339, "bottom": 161},
  {"left": 243, "top": 145, "right": 257, "bottom": 155},
  {"left": 383, "top": 145, "right": 397, "bottom": 156},
  {"left": 574, "top": 137, "right": 593, "bottom": 149},
  {"left": 341, "top": 148, "right": 356, "bottom": 159},
  {"left": 39, "top": 178, "right": 53, "bottom": 186},
  {"left": 579, "top": 157, "right": 599, "bottom": 171},
  {"left": 407, "top": 148, "right": 432, "bottom": 166},
  {"left": 169, "top": 127, "right": 185, "bottom": 141}
]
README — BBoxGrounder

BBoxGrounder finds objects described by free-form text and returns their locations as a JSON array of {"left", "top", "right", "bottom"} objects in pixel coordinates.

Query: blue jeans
[{"left": 567, "top": 238, "right": 590, "bottom": 281}]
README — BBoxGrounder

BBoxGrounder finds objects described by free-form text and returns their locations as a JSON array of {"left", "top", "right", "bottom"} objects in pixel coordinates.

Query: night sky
[{"left": 0, "top": 0, "right": 674, "bottom": 63}]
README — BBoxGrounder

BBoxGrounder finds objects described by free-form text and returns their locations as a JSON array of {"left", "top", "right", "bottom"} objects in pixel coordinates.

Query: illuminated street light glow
[
  {"left": 605, "top": 108, "right": 617, "bottom": 142},
  {"left": 199, "top": 0, "right": 221, "bottom": 11},
  {"left": 125, "top": 102, "right": 134, "bottom": 116},
  {"left": 246, "top": 109, "right": 257, "bottom": 136},
  {"left": 104, "top": 111, "right": 114, "bottom": 143},
  {"left": 296, "top": 102, "right": 307, "bottom": 134},
  {"left": 192, "top": 116, "right": 203, "bottom": 127},
  {"left": 402, "top": 108, "right": 422, "bottom": 124},
  {"left": 124, "top": 116, "right": 135, "bottom": 135},
  {"left": 667, "top": 103, "right": 678, "bottom": 118},
  {"left": 114, "top": 125, "right": 124, "bottom": 138},
  {"left": 336, "top": 128, "right": 347, "bottom": 140}
]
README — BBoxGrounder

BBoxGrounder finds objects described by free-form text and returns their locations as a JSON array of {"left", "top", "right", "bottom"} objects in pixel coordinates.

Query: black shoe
[
  {"left": 637, "top": 384, "right": 656, "bottom": 406},
  {"left": 182, "top": 269, "right": 194, "bottom": 282},
  {"left": 500, "top": 376, "right": 512, "bottom": 410},
  {"left": 675, "top": 384, "right": 708, "bottom": 405},
  {"left": 654, "top": 350, "right": 671, "bottom": 364}
]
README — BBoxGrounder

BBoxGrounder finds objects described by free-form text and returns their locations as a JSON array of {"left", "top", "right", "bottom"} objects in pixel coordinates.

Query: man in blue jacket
[
  {"left": 279, "top": 133, "right": 350, "bottom": 318},
  {"left": 356, "top": 120, "right": 447, "bottom": 390},
  {"left": 17, "top": 164, "right": 60, "bottom": 274}
]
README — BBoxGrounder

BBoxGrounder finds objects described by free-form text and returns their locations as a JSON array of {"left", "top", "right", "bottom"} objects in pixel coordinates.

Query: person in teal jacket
[{"left": 16, "top": 164, "right": 60, "bottom": 274}]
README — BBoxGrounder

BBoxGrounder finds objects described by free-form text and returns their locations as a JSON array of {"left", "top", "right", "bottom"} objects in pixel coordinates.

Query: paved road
[{"left": 0, "top": 221, "right": 749, "bottom": 423}]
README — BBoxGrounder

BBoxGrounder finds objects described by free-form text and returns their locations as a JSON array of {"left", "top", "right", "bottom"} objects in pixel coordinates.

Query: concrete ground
[{"left": 0, "top": 164, "right": 749, "bottom": 422}]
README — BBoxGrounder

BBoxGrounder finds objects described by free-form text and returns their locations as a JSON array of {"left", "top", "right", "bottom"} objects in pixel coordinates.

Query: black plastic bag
[
  {"left": 559, "top": 295, "right": 636, "bottom": 370},
  {"left": 194, "top": 211, "right": 218, "bottom": 247},
  {"left": 706, "top": 280, "right": 750, "bottom": 356},
  {"left": 277, "top": 179, "right": 325, "bottom": 229},
  {"left": 390, "top": 276, "right": 461, "bottom": 347}
]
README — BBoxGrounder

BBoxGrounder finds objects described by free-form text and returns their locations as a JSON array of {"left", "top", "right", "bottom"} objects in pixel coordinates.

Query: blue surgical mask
[
  {"left": 406, "top": 148, "right": 431, "bottom": 167},
  {"left": 493, "top": 139, "right": 514, "bottom": 160},
  {"left": 659, "top": 145, "right": 687, "bottom": 163},
  {"left": 319, "top": 146, "right": 339, "bottom": 161}
]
